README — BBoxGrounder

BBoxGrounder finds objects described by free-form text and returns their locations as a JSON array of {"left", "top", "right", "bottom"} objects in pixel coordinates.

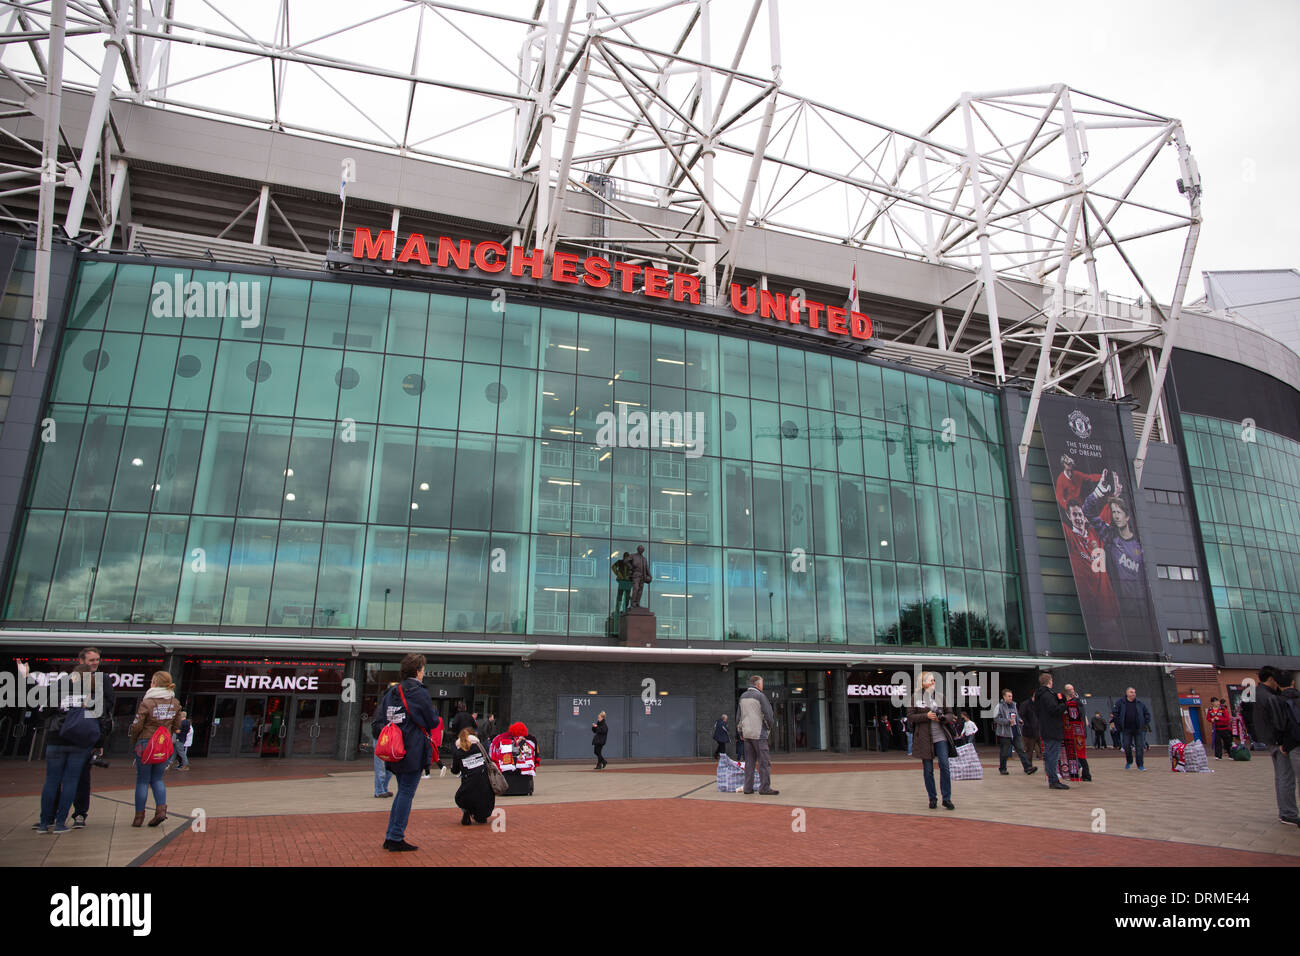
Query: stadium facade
[{"left": 0, "top": 2, "right": 1296, "bottom": 762}]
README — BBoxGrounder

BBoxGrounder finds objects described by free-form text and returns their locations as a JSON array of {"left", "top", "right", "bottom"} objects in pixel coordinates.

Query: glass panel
[
  {"left": 325, "top": 422, "right": 375, "bottom": 522},
  {"left": 133, "top": 515, "right": 188, "bottom": 624},
  {"left": 169, "top": 338, "right": 218, "bottom": 410},
  {"left": 89, "top": 332, "right": 141, "bottom": 406},
  {"left": 237, "top": 418, "right": 291, "bottom": 518},
  {"left": 865, "top": 477, "right": 892, "bottom": 559},
  {"left": 486, "top": 531, "right": 529, "bottom": 634},
  {"left": 686, "top": 455, "right": 721, "bottom": 547},
  {"left": 872, "top": 561, "right": 898, "bottom": 644},
  {"left": 359, "top": 526, "right": 408, "bottom": 630},
  {"left": 268, "top": 522, "right": 323, "bottom": 626},
  {"left": 779, "top": 404, "right": 809, "bottom": 468},
  {"left": 754, "top": 551, "right": 786, "bottom": 641},
  {"left": 110, "top": 409, "right": 167, "bottom": 512},
  {"left": 304, "top": 282, "right": 350, "bottom": 348},
  {"left": 263, "top": 277, "right": 310, "bottom": 345},
  {"left": 68, "top": 261, "right": 115, "bottom": 330},
  {"left": 192, "top": 414, "right": 248, "bottom": 516},
  {"left": 810, "top": 470, "right": 839, "bottom": 556},
  {"left": 387, "top": 289, "right": 429, "bottom": 356},
  {"left": 410, "top": 429, "right": 456, "bottom": 527},
  {"left": 749, "top": 341, "right": 778, "bottom": 398},
  {"left": 45, "top": 512, "right": 106, "bottom": 621},
  {"left": 295, "top": 347, "right": 343, "bottom": 420},
  {"left": 787, "top": 554, "right": 817, "bottom": 642},
  {"left": 346, "top": 284, "right": 389, "bottom": 351},
  {"left": 529, "top": 534, "right": 569, "bottom": 635},
  {"left": 175, "top": 517, "right": 233, "bottom": 623},
  {"left": 897, "top": 564, "right": 923, "bottom": 646},
  {"left": 721, "top": 395, "right": 751, "bottom": 461},
  {"left": 4, "top": 511, "right": 63, "bottom": 619},
  {"left": 843, "top": 557, "right": 872, "bottom": 642},
  {"left": 815, "top": 556, "right": 845, "bottom": 643},
  {"left": 577, "top": 312, "right": 615, "bottom": 379},
  {"left": 402, "top": 529, "right": 449, "bottom": 631},
  {"left": 751, "top": 399, "right": 781, "bottom": 464},
  {"left": 378, "top": 353, "right": 425, "bottom": 427},
  {"left": 130, "top": 336, "right": 179, "bottom": 408},
  {"left": 452, "top": 433, "right": 495, "bottom": 530},
  {"left": 725, "top": 549, "right": 756, "bottom": 640},
  {"left": 777, "top": 347, "right": 806, "bottom": 406},
  {"left": 719, "top": 336, "right": 750, "bottom": 396},
  {"left": 370, "top": 426, "right": 417, "bottom": 525},
  {"left": 538, "top": 308, "right": 578, "bottom": 372},
  {"left": 281, "top": 419, "right": 333, "bottom": 520},
  {"left": 752, "top": 463, "right": 783, "bottom": 551},
  {"left": 105, "top": 264, "right": 154, "bottom": 333},
  {"left": 923, "top": 564, "right": 948, "bottom": 646},
  {"left": 220, "top": 518, "right": 278, "bottom": 626},
  {"left": 427, "top": 294, "right": 466, "bottom": 361},
  {"left": 70, "top": 409, "right": 126, "bottom": 511},
  {"left": 337, "top": 350, "right": 382, "bottom": 424},
  {"left": 463, "top": 297, "right": 503, "bottom": 366},
  {"left": 684, "top": 330, "right": 719, "bottom": 392},
  {"left": 651, "top": 324, "right": 686, "bottom": 387},
  {"left": 318, "top": 524, "right": 364, "bottom": 627},
  {"left": 51, "top": 329, "right": 100, "bottom": 403}
]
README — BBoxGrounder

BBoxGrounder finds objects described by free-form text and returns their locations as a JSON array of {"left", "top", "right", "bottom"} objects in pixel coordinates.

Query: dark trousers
[
  {"left": 594, "top": 744, "right": 606, "bottom": 768},
  {"left": 1109, "top": 729, "right": 1121, "bottom": 748},
  {"left": 712, "top": 741, "right": 727, "bottom": 759},
  {"left": 1043, "top": 738, "right": 1062, "bottom": 785},
  {"left": 1092, "top": 730, "right": 1107, "bottom": 749},
  {"left": 1121, "top": 730, "right": 1146, "bottom": 768},
  {"left": 743, "top": 738, "right": 771, "bottom": 793},
  {"left": 1212, "top": 728, "right": 1230, "bottom": 758},
  {"left": 998, "top": 735, "right": 1032, "bottom": 772}
]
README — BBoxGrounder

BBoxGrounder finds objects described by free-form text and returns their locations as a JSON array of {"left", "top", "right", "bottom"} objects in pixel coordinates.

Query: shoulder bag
[{"left": 478, "top": 742, "right": 509, "bottom": 795}]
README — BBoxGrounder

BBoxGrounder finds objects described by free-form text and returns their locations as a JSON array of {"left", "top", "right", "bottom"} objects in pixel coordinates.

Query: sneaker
[
  {"left": 929, "top": 797, "right": 938, "bottom": 809},
  {"left": 374, "top": 793, "right": 393, "bottom": 799},
  {"left": 998, "top": 769, "right": 1009, "bottom": 775},
  {"left": 52, "top": 823, "right": 70, "bottom": 833},
  {"left": 758, "top": 789, "right": 781, "bottom": 795},
  {"left": 382, "top": 839, "right": 418, "bottom": 852},
  {"left": 1049, "top": 782, "right": 1070, "bottom": 790},
  {"left": 942, "top": 800, "right": 955, "bottom": 810},
  {"left": 422, "top": 769, "right": 430, "bottom": 779},
  {"left": 1025, "top": 766, "right": 1038, "bottom": 775},
  {"left": 1124, "top": 763, "right": 1132, "bottom": 770},
  {"left": 439, "top": 766, "right": 449, "bottom": 777},
  {"left": 1137, "top": 766, "right": 1147, "bottom": 771},
  {"left": 35, "top": 824, "right": 51, "bottom": 834},
  {"left": 71, "top": 815, "right": 87, "bottom": 829}
]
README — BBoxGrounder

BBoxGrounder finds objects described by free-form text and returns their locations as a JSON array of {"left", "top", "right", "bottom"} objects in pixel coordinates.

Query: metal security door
[
  {"left": 630, "top": 696, "right": 696, "bottom": 758},
  {"left": 554, "top": 696, "right": 627, "bottom": 760}
]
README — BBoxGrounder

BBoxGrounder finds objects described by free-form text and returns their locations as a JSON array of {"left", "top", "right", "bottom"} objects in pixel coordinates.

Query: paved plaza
[{"left": 2, "top": 748, "right": 1297, "bottom": 867}]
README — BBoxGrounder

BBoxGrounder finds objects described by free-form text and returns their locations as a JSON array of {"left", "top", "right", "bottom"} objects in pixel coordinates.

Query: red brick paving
[{"left": 143, "top": 799, "right": 1294, "bottom": 867}]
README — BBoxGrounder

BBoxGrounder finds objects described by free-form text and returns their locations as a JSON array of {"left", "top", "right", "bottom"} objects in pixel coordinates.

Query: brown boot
[
  {"left": 132, "top": 811, "right": 146, "bottom": 828},
  {"left": 148, "top": 804, "right": 167, "bottom": 827}
]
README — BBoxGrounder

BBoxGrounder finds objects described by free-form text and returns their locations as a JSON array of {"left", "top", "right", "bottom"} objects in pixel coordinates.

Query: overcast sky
[
  {"left": 23, "top": 0, "right": 1300, "bottom": 302},
  {"left": 779, "top": 0, "right": 1300, "bottom": 286}
]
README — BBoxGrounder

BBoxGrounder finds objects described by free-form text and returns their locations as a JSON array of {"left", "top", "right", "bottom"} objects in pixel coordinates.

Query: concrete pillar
[{"left": 832, "top": 668, "right": 849, "bottom": 753}]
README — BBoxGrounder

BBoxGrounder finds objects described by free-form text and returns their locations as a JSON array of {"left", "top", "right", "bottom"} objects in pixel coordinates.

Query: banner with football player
[{"left": 1040, "top": 396, "right": 1159, "bottom": 653}]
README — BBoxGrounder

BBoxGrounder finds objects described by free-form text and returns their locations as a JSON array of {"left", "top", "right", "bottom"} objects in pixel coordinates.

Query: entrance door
[
  {"left": 208, "top": 696, "right": 239, "bottom": 756},
  {"left": 555, "top": 696, "right": 627, "bottom": 759},
  {"left": 287, "top": 698, "right": 340, "bottom": 757},
  {"left": 629, "top": 696, "right": 696, "bottom": 758}
]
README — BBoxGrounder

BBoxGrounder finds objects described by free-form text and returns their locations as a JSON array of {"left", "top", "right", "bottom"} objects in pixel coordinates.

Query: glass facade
[
  {"left": 2, "top": 260, "right": 1022, "bottom": 648},
  {"left": 1181, "top": 413, "right": 1300, "bottom": 657}
]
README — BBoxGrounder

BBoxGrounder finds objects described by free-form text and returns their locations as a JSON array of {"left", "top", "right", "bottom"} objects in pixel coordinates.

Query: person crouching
[{"left": 452, "top": 728, "right": 496, "bottom": 825}]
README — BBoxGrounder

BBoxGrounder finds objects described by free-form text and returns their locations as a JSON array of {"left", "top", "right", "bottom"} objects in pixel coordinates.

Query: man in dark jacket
[
  {"left": 1090, "top": 712, "right": 1108, "bottom": 750},
  {"left": 1033, "top": 673, "right": 1069, "bottom": 790},
  {"left": 1110, "top": 687, "right": 1152, "bottom": 770},
  {"left": 712, "top": 715, "right": 729, "bottom": 759},
  {"left": 1256, "top": 666, "right": 1298, "bottom": 826},
  {"left": 372, "top": 654, "right": 439, "bottom": 852},
  {"left": 449, "top": 701, "right": 476, "bottom": 737},
  {"left": 1018, "top": 695, "right": 1042, "bottom": 761}
]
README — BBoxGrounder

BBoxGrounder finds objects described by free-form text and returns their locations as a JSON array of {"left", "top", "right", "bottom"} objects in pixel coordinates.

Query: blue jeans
[
  {"left": 385, "top": 770, "right": 421, "bottom": 842},
  {"left": 41, "top": 745, "right": 93, "bottom": 827},
  {"left": 1121, "top": 730, "right": 1146, "bottom": 767},
  {"left": 374, "top": 755, "right": 393, "bottom": 796},
  {"left": 1043, "top": 738, "right": 1062, "bottom": 784},
  {"left": 906, "top": 731, "right": 913, "bottom": 756},
  {"left": 134, "top": 744, "right": 167, "bottom": 812},
  {"left": 921, "top": 739, "right": 951, "bottom": 801}
]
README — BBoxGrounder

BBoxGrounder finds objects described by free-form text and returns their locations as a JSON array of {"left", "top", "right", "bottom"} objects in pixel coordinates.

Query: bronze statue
[{"left": 627, "top": 545, "right": 650, "bottom": 608}]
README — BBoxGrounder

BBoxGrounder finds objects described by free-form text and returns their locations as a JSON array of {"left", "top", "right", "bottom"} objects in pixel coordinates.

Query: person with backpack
[
  {"left": 372, "top": 654, "right": 439, "bottom": 851},
  {"left": 128, "top": 671, "right": 183, "bottom": 828},
  {"left": 36, "top": 664, "right": 102, "bottom": 834},
  {"left": 1257, "top": 667, "right": 1300, "bottom": 828}
]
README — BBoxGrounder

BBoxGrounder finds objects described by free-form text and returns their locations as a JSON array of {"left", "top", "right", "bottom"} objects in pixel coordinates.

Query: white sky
[{"left": 16, "top": 0, "right": 1300, "bottom": 303}]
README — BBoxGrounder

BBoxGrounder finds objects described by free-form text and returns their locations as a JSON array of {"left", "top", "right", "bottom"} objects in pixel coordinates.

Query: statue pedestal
[{"left": 619, "top": 607, "right": 657, "bottom": 647}]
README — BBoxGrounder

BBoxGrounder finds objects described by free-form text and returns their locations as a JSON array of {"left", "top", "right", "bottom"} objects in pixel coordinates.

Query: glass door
[
  {"left": 208, "top": 696, "right": 239, "bottom": 756},
  {"left": 238, "top": 697, "right": 265, "bottom": 755},
  {"left": 260, "top": 696, "right": 289, "bottom": 757}
]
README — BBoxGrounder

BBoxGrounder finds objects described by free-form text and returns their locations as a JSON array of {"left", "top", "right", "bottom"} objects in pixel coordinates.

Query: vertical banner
[{"left": 1039, "top": 396, "right": 1158, "bottom": 652}]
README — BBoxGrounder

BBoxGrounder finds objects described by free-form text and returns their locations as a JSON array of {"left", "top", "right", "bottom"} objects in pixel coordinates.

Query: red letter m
[{"left": 352, "top": 228, "right": 395, "bottom": 261}]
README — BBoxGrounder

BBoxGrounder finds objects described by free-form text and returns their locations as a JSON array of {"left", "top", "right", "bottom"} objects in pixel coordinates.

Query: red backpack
[
  {"left": 140, "top": 725, "right": 175, "bottom": 765},
  {"left": 375, "top": 684, "right": 430, "bottom": 764}
]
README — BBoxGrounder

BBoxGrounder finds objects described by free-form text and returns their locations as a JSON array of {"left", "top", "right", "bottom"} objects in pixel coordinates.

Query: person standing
[
  {"left": 1274, "top": 670, "right": 1300, "bottom": 829},
  {"left": 373, "top": 654, "right": 439, "bottom": 851},
  {"left": 1018, "top": 694, "right": 1042, "bottom": 762},
  {"left": 69, "top": 647, "right": 113, "bottom": 829},
  {"left": 737, "top": 676, "right": 778, "bottom": 795},
  {"left": 171, "top": 711, "right": 192, "bottom": 771},
  {"left": 372, "top": 710, "right": 394, "bottom": 798},
  {"left": 1206, "top": 698, "right": 1232, "bottom": 760},
  {"left": 1255, "top": 666, "right": 1298, "bottom": 826},
  {"left": 903, "top": 714, "right": 913, "bottom": 756},
  {"left": 907, "top": 672, "right": 958, "bottom": 809},
  {"left": 1062, "top": 685, "right": 1092, "bottom": 782},
  {"left": 1108, "top": 715, "right": 1122, "bottom": 750},
  {"left": 128, "top": 671, "right": 183, "bottom": 827},
  {"left": 1033, "top": 673, "right": 1070, "bottom": 791},
  {"left": 591, "top": 711, "right": 609, "bottom": 769},
  {"left": 712, "top": 714, "right": 730, "bottom": 759},
  {"left": 451, "top": 728, "right": 495, "bottom": 825},
  {"left": 1090, "top": 712, "right": 1108, "bottom": 750},
  {"left": 1230, "top": 704, "right": 1249, "bottom": 750},
  {"left": 995, "top": 689, "right": 1036, "bottom": 776},
  {"left": 35, "top": 665, "right": 101, "bottom": 834},
  {"left": 1110, "top": 687, "right": 1152, "bottom": 771}
]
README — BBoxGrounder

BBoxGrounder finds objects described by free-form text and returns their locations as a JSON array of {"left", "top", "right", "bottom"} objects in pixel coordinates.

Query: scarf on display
[{"left": 1061, "top": 696, "right": 1088, "bottom": 780}]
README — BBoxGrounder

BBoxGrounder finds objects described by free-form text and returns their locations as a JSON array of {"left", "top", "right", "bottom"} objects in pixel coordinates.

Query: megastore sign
[{"left": 348, "top": 228, "right": 874, "bottom": 342}]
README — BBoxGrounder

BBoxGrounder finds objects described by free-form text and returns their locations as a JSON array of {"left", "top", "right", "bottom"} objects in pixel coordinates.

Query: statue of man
[
  {"left": 611, "top": 552, "right": 632, "bottom": 613},
  {"left": 627, "top": 545, "right": 651, "bottom": 608}
]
